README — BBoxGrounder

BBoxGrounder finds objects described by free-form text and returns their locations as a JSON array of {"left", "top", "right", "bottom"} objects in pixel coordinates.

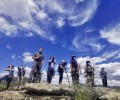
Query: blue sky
[{"left": 0, "top": 0, "right": 120, "bottom": 86}]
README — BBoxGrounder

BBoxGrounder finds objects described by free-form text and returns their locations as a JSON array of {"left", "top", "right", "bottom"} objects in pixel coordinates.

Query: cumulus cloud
[
  {"left": 56, "top": 17, "right": 65, "bottom": 28},
  {"left": 36, "top": 10, "right": 48, "bottom": 20},
  {"left": 100, "top": 23, "right": 120, "bottom": 45},
  {"left": 22, "top": 52, "right": 33, "bottom": 63}
]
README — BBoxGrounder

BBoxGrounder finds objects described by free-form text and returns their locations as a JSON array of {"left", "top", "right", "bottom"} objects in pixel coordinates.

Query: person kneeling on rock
[{"left": 57, "top": 60, "right": 67, "bottom": 84}]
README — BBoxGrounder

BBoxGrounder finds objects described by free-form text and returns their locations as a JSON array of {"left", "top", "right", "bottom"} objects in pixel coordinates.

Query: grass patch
[{"left": 74, "top": 85, "right": 99, "bottom": 100}]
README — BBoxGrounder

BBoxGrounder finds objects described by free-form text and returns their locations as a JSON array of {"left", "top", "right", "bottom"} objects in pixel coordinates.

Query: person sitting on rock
[
  {"left": 100, "top": 68, "right": 107, "bottom": 87},
  {"left": 70, "top": 55, "right": 81, "bottom": 84},
  {"left": 16, "top": 65, "right": 26, "bottom": 90},
  {"left": 84, "top": 61, "right": 95, "bottom": 87},
  {"left": 57, "top": 60, "right": 67, "bottom": 84},
  {"left": 29, "top": 48, "right": 44, "bottom": 83},
  {"left": 47, "top": 56, "right": 56, "bottom": 83},
  {"left": 0, "top": 65, "right": 14, "bottom": 89}
]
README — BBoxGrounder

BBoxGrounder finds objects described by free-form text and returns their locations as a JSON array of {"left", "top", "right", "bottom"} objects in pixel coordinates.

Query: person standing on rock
[
  {"left": 0, "top": 65, "right": 14, "bottom": 89},
  {"left": 57, "top": 60, "right": 67, "bottom": 84},
  {"left": 70, "top": 55, "right": 81, "bottom": 84},
  {"left": 84, "top": 61, "right": 95, "bottom": 87},
  {"left": 16, "top": 65, "right": 26, "bottom": 90},
  {"left": 47, "top": 56, "right": 56, "bottom": 83},
  {"left": 29, "top": 48, "right": 44, "bottom": 83},
  {"left": 100, "top": 68, "right": 107, "bottom": 87}
]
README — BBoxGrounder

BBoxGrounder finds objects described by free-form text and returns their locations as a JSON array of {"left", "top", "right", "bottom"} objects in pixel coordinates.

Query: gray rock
[
  {"left": 0, "top": 91, "right": 24, "bottom": 100},
  {"left": 24, "top": 83, "right": 74, "bottom": 96}
]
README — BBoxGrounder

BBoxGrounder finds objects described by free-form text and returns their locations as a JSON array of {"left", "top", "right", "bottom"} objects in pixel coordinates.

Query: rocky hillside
[{"left": 0, "top": 83, "right": 120, "bottom": 100}]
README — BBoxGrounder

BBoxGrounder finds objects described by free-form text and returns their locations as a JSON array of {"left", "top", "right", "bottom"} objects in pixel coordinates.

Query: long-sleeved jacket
[{"left": 100, "top": 70, "right": 107, "bottom": 79}]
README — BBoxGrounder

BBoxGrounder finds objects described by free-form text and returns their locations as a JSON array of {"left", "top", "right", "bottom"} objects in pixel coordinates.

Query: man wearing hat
[
  {"left": 29, "top": 48, "right": 44, "bottom": 83},
  {"left": 100, "top": 68, "right": 107, "bottom": 87},
  {"left": 70, "top": 55, "right": 81, "bottom": 84}
]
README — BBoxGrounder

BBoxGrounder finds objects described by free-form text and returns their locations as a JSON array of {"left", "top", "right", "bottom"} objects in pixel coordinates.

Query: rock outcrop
[
  {"left": 24, "top": 83, "right": 74, "bottom": 96},
  {"left": 0, "top": 91, "right": 24, "bottom": 100},
  {"left": 0, "top": 83, "right": 120, "bottom": 100},
  {"left": 96, "top": 87, "right": 120, "bottom": 100}
]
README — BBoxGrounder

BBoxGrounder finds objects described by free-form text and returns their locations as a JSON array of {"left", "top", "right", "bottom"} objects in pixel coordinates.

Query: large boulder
[
  {"left": 24, "top": 83, "right": 74, "bottom": 96},
  {"left": 96, "top": 87, "right": 120, "bottom": 100}
]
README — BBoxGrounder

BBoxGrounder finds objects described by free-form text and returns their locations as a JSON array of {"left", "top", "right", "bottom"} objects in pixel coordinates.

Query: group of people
[
  {"left": 0, "top": 65, "right": 26, "bottom": 89},
  {"left": 0, "top": 48, "right": 108, "bottom": 89},
  {"left": 28, "top": 48, "right": 108, "bottom": 87}
]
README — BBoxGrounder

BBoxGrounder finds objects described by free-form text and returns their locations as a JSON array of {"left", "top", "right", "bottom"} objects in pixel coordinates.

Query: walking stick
[{"left": 64, "top": 68, "right": 70, "bottom": 85}]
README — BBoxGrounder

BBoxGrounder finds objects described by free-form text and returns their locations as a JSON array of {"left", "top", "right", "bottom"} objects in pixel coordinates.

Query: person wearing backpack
[
  {"left": 47, "top": 57, "right": 56, "bottom": 83},
  {"left": 100, "top": 68, "right": 107, "bottom": 87},
  {"left": 29, "top": 48, "right": 44, "bottom": 83},
  {"left": 84, "top": 61, "right": 95, "bottom": 87},
  {"left": 70, "top": 55, "right": 81, "bottom": 84},
  {"left": 58, "top": 60, "right": 67, "bottom": 84},
  {"left": 16, "top": 65, "right": 26, "bottom": 90},
  {"left": 0, "top": 65, "right": 14, "bottom": 89}
]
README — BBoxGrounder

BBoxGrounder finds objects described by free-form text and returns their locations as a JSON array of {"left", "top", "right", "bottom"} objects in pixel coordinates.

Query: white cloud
[
  {"left": 0, "top": 0, "right": 99, "bottom": 42},
  {"left": 115, "top": 53, "right": 120, "bottom": 59},
  {"left": 102, "top": 50, "right": 120, "bottom": 59},
  {"left": 37, "top": 10, "right": 48, "bottom": 20},
  {"left": 6, "top": 44, "right": 11, "bottom": 49},
  {"left": 112, "top": 69, "right": 120, "bottom": 76},
  {"left": 100, "top": 23, "right": 120, "bottom": 45},
  {"left": 18, "top": 21, "right": 30, "bottom": 29},
  {"left": 37, "top": 0, "right": 65, "bottom": 13},
  {"left": 71, "top": 33, "right": 105, "bottom": 52},
  {"left": 90, "top": 43, "right": 105, "bottom": 52},
  {"left": 68, "top": 0, "right": 99, "bottom": 26},
  {"left": 75, "top": 0, "right": 85, "bottom": 3},
  {"left": 25, "top": 32, "right": 33, "bottom": 37},
  {"left": 22, "top": 52, "right": 33, "bottom": 63},
  {"left": 56, "top": 17, "right": 65, "bottom": 27},
  {"left": 0, "top": 0, "right": 56, "bottom": 42},
  {"left": 0, "top": 17, "right": 18, "bottom": 36}
]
